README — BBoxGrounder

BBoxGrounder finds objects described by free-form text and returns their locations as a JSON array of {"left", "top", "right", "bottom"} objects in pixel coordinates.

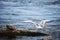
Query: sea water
[{"left": 0, "top": 0, "right": 60, "bottom": 40}]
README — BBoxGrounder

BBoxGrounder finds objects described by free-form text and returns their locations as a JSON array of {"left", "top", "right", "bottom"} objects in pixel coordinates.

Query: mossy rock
[
  {"left": 0, "top": 25, "right": 48, "bottom": 37},
  {"left": 6, "top": 24, "right": 16, "bottom": 31}
]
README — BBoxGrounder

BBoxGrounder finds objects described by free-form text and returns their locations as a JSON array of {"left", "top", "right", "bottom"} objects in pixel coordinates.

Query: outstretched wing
[
  {"left": 44, "top": 20, "right": 53, "bottom": 23},
  {"left": 23, "top": 20, "right": 37, "bottom": 25},
  {"left": 39, "top": 20, "right": 53, "bottom": 27}
]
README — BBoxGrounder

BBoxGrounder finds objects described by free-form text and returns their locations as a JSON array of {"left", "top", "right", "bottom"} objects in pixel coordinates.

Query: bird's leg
[
  {"left": 41, "top": 29, "right": 46, "bottom": 33},
  {"left": 36, "top": 28, "right": 39, "bottom": 32},
  {"left": 42, "top": 29, "right": 45, "bottom": 33},
  {"left": 36, "top": 28, "right": 42, "bottom": 32},
  {"left": 40, "top": 29, "right": 44, "bottom": 33},
  {"left": 35, "top": 28, "right": 38, "bottom": 32}
]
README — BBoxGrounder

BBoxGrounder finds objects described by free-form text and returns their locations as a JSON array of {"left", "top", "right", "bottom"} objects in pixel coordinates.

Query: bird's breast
[{"left": 36, "top": 26, "right": 42, "bottom": 29}]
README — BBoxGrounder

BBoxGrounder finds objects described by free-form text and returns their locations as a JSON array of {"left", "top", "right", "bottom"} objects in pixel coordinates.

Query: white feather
[{"left": 24, "top": 19, "right": 53, "bottom": 29}]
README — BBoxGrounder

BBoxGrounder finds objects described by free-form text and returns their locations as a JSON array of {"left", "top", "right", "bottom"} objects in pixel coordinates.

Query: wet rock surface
[{"left": 0, "top": 25, "right": 48, "bottom": 37}]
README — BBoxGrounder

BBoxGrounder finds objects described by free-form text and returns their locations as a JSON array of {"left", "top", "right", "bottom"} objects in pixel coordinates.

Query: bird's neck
[{"left": 41, "top": 20, "right": 46, "bottom": 25}]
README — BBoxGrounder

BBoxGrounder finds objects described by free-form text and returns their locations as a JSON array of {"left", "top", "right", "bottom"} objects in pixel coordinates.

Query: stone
[
  {"left": 0, "top": 24, "right": 48, "bottom": 37},
  {"left": 6, "top": 24, "right": 16, "bottom": 31},
  {"left": 42, "top": 37, "right": 52, "bottom": 40}
]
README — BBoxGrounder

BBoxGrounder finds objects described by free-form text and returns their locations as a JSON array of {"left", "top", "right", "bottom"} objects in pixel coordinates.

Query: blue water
[{"left": 0, "top": 0, "right": 60, "bottom": 40}]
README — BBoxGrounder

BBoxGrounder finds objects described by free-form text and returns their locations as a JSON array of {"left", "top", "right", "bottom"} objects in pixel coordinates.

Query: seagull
[{"left": 24, "top": 19, "right": 53, "bottom": 30}]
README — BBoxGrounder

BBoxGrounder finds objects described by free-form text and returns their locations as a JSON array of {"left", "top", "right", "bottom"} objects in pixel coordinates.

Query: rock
[
  {"left": 42, "top": 36, "right": 52, "bottom": 40},
  {"left": 0, "top": 27, "right": 6, "bottom": 32},
  {"left": 6, "top": 24, "right": 16, "bottom": 31},
  {"left": 0, "top": 24, "right": 48, "bottom": 37}
]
